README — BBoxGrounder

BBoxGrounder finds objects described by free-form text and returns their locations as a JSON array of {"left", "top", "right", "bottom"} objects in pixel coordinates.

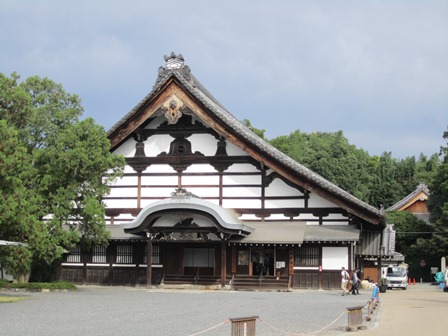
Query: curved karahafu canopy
[{"left": 122, "top": 189, "right": 253, "bottom": 240}]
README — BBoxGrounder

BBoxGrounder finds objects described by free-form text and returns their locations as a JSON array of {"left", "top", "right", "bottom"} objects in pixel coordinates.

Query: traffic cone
[
  {"left": 408, "top": 278, "right": 411, "bottom": 284},
  {"left": 413, "top": 278, "right": 416, "bottom": 285}
]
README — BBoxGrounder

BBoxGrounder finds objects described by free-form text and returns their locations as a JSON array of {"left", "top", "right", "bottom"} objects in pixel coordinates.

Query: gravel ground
[{"left": 0, "top": 286, "right": 373, "bottom": 336}]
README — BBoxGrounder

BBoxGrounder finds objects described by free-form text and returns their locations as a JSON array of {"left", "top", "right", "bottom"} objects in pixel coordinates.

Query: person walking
[
  {"left": 341, "top": 267, "right": 350, "bottom": 296},
  {"left": 351, "top": 269, "right": 360, "bottom": 295}
]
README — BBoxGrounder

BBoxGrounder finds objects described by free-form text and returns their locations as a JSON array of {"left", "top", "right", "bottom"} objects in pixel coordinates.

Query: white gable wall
[{"left": 106, "top": 116, "right": 351, "bottom": 227}]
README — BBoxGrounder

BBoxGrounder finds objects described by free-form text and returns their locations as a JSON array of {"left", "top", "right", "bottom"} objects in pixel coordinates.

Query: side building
[{"left": 59, "top": 53, "right": 385, "bottom": 289}]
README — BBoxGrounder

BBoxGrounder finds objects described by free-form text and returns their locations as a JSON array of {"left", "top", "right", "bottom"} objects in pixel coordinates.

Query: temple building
[{"left": 59, "top": 53, "right": 385, "bottom": 289}]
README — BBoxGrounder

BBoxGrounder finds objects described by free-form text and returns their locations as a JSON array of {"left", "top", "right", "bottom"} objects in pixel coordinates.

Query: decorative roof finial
[
  {"left": 164, "top": 52, "right": 185, "bottom": 70},
  {"left": 154, "top": 52, "right": 193, "bottom": 88}
]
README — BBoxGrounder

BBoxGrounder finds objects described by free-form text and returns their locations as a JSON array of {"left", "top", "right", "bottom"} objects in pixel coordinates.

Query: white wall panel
[
  {"left": 112, "top": 175, "right": 138, "bottom": 186},
  {"left": 265, "top": 178, "right": 303, "bottom": 197},
  {"left": 141, "top": 175, "right": 177, "bottom": 186},
  {"left": 141, "top": 187, "right": 177, "bottom": 198},
  {"left": 184, "top": 164, "right": 216, "bottom": 173},
  {"left": 222, "top": 187, "right": 261, "bottom": 198},
  {"left": 144, "top": 164, "right": 176, "bottom": 174},
  {"left": 112, "top": 138, "right": 136, "bottom": 157},
  {"left": 264, "top": 199, "right": 302, "bottom": 208},
  {"left": 308, "top": 193, "right": 338, "bottom": 207},
  {"left": 123, "top": 165, "right": 137, "bottom": 173},
  {"left": 107, "top": 187, "right": 136, "bottom": 198},
  {"left": 181, "top": 187, "right": 219, "bottom": 198},
  {"left": 225, "top": 163, "right": 259, "bottom": 173},
  {"left": 225, "top": 141, "right": 248, "bottom": 156},
  {"left": 182, "top": 174, "right": 219, "bottom": 185},
  {"left": 103, "top": 199, "right": 137, "bottom": 208},
  {"left": 222, "top": 199, "right": 261, "bottom": 208},
  {"left": 189, "top": 134, "right": 220, "bottom": 156},
  {"left": 222, "top": 175, "right": 260, "bottom": 185},
  {"left": 143, "top": 134, "right": 172, "bottom": 156},
  {"left": 322, "top": 246, "right": 349, "bottom": 270}
]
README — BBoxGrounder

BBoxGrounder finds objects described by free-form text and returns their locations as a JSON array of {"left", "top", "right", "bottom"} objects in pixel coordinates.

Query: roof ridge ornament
[
  {"left": 164, "top": 52, "right": 185, "bottom": 69},
  {"left": 155, "top": 52, "right": 193, "bottom": 87},
  {"left": 171, "top": 187, "right": 193, "bottom": 199}
]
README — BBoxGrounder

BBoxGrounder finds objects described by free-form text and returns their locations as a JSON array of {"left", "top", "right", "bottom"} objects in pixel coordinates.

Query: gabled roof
[
  {"left": 387, "top": 183, "right": 430, "bottom": 212},
  {"left": 107, "top": 53, "right": 384, "bottom": 227}
]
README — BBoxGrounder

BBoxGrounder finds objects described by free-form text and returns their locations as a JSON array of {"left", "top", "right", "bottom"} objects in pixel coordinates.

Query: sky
[{"left": 1, "top": 0, "right": 447, "bottom": 159}]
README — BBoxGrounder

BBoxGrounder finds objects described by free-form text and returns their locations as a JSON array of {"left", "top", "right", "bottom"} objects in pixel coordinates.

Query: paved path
[
  {"left": 357, "top": 283, "right": 447, "bottom": 336},
  {"left": 0, "top": 283, "right": 446, "bottom": 335}
]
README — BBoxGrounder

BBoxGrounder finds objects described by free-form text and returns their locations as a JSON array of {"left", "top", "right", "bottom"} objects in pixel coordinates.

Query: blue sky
[{"left": 1, "top": 0, "right": 447, "bottom": 159}]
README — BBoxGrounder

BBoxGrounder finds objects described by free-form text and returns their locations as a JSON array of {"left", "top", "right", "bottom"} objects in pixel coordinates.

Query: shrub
[{"left": 0, "top": 281, "right": 77, "bottom": 291}]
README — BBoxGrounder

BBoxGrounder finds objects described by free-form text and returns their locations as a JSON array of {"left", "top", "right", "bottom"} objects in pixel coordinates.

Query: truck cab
[{"left": 384, "top": 265, "right": 408, "bottom": 290}]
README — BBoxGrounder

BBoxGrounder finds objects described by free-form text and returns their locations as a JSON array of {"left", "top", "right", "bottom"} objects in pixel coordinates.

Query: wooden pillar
[
  {"left": 221, "top": 241, "right": 227, "bottom": 288},
  {"left": 147, "top": 238, "right": 152, "bottom": 287},
  {"left": 137, "top": 173, "right": 142, "bottom": 209}
]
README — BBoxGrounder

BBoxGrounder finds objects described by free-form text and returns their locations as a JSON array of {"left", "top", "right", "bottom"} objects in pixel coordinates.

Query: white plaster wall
[
  {"left": 112, "top": 138, "right": 136, "bottom": 157},
  {"left": 224, "top": 141, "right": 249, "bottom": 156},
  {"left": 140, "top": 175, "right": 177, "bottom": 186},
  {"left": 308, "top": 193, "right": 338, "bottom": 207},
  {"left": 223, "top": 199, "right": 261, "bottom": 208},
  {"left": 107, "top": 187, "right": 136, "bottom": 198},
  {"left": 143, "top": 164, "right": 176, "bottom": 174},
  {"left": 264, "top": 199, "right": 304, "bottom": 208},
  {"left": 143, "top": 135, "right": 172, "bottom": 157},
  {"left": 182, "top": 174, "right": 219, "bottom": 185},
  {"left": 322, "top": 246, "right": 349, "bottom": 270},
  {"left": 140, "top": 187, "right": 177, "bottom": 198},
  {"left": 183, "top": 187, "right": 219, "bottom": 198},
  {"left": 222, "top": 187, "right": 261, "bottom": 198},
  {"left": 225, "top": 163, "right": 259, "bottom": 173},
  {"left": 265, "top": 179, "right": 304, "bottom": 197},
  {"left": 189, "top": 134, "right": 220, "bottom": 156},
  {"left": 112, "top": 175, "right": 138, "bottom": 186},
  {"left": 222, "top": 174, "right": 260, "bottom": 185},
  {"left": 184, "top": 164, "right": 216, "bottom": 173},
  {"left": 103, "top": 199, "right": 137, "bottom": 209}
]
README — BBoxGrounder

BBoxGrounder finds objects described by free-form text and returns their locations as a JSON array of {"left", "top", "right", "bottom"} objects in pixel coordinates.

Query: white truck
[{"left": 382, "top": 264, "right": 408, "bottom": 290}]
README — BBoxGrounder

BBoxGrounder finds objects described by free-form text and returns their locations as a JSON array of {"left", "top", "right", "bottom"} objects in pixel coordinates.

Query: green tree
[
  {"left": 243, "top": 119, "right": 267, "bottom": 140},
  {"left": 386, "top": 211, "right": 431, "bottom": 258},
  {"left": 270, "top": 130, "right": 373, "bottom": 202},
  {"left": 416, "top": 129, "right": 448, "bottom": 259},
  {"left": 0, "top": 73, "right": 125, "bottom": 281}
]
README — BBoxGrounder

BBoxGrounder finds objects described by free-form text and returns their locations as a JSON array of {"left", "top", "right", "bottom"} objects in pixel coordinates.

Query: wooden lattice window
[
  {"left": 143, "top": 245, "right": 160, "bottom": 264},
  {"left": 116, "top": 245, "right": 133, "bottom": 264},
  {"left": 92, "top": 245, "right": 107, "bottom": 263},
  {"left": 294, "top": 246, "right": 319, "bottom": 267},
  {"left": 67, "top": 246, "right": 81, "bottom": 263}
]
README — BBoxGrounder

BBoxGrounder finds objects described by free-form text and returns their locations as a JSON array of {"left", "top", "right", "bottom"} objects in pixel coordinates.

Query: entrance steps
[
  {"left": 160, "top": 274, "right": 221, "bottom": 289},
  {"left": 231, "top": 275, "right": 290, "bottom": 291}
]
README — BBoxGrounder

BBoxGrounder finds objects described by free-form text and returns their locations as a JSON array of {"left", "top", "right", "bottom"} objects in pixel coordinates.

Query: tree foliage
[
  {"left": 0, "top": 73, "right": 125, "bottom": 281},
  {"left": 416, "top": 129, "right": 448, "bottom": 259},
  {"left": 268, "top": 129, "right": 439, "bottom": 209}
]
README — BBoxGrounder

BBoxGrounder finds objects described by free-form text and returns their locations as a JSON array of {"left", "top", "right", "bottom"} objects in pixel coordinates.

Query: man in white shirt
[{"left": 341, "top": 267, "right": 350, "bottom": 296}]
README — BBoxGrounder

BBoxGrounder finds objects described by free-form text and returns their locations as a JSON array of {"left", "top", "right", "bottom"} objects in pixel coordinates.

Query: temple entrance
[
  {"left": 183, "top": 247, "right": 215, "bottom": 276},
  {"left": 251, "top": 247, "right": 275, "bottom": 276}
]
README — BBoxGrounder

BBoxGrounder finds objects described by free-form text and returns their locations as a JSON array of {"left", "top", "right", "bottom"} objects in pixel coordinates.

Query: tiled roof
[
  {"left": 303, "top": 225, "right": 360, "bottom": 242},
  {"left": 387, "top": 183, "right": 430, "bottom": 211},
  {"left": 107, "top": 54, "right": 383, "bottom": 224}
]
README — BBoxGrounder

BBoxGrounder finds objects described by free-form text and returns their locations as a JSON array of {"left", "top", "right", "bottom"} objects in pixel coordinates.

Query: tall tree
[
  {"left": 270, "top": 130, "right": 373, "bottom": 202},
  {"left": 0, "top": 73, "right": 125, "bottom": 281},
  {"left": 414, "top": 129, "right": 448, "bottom": 260}
]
